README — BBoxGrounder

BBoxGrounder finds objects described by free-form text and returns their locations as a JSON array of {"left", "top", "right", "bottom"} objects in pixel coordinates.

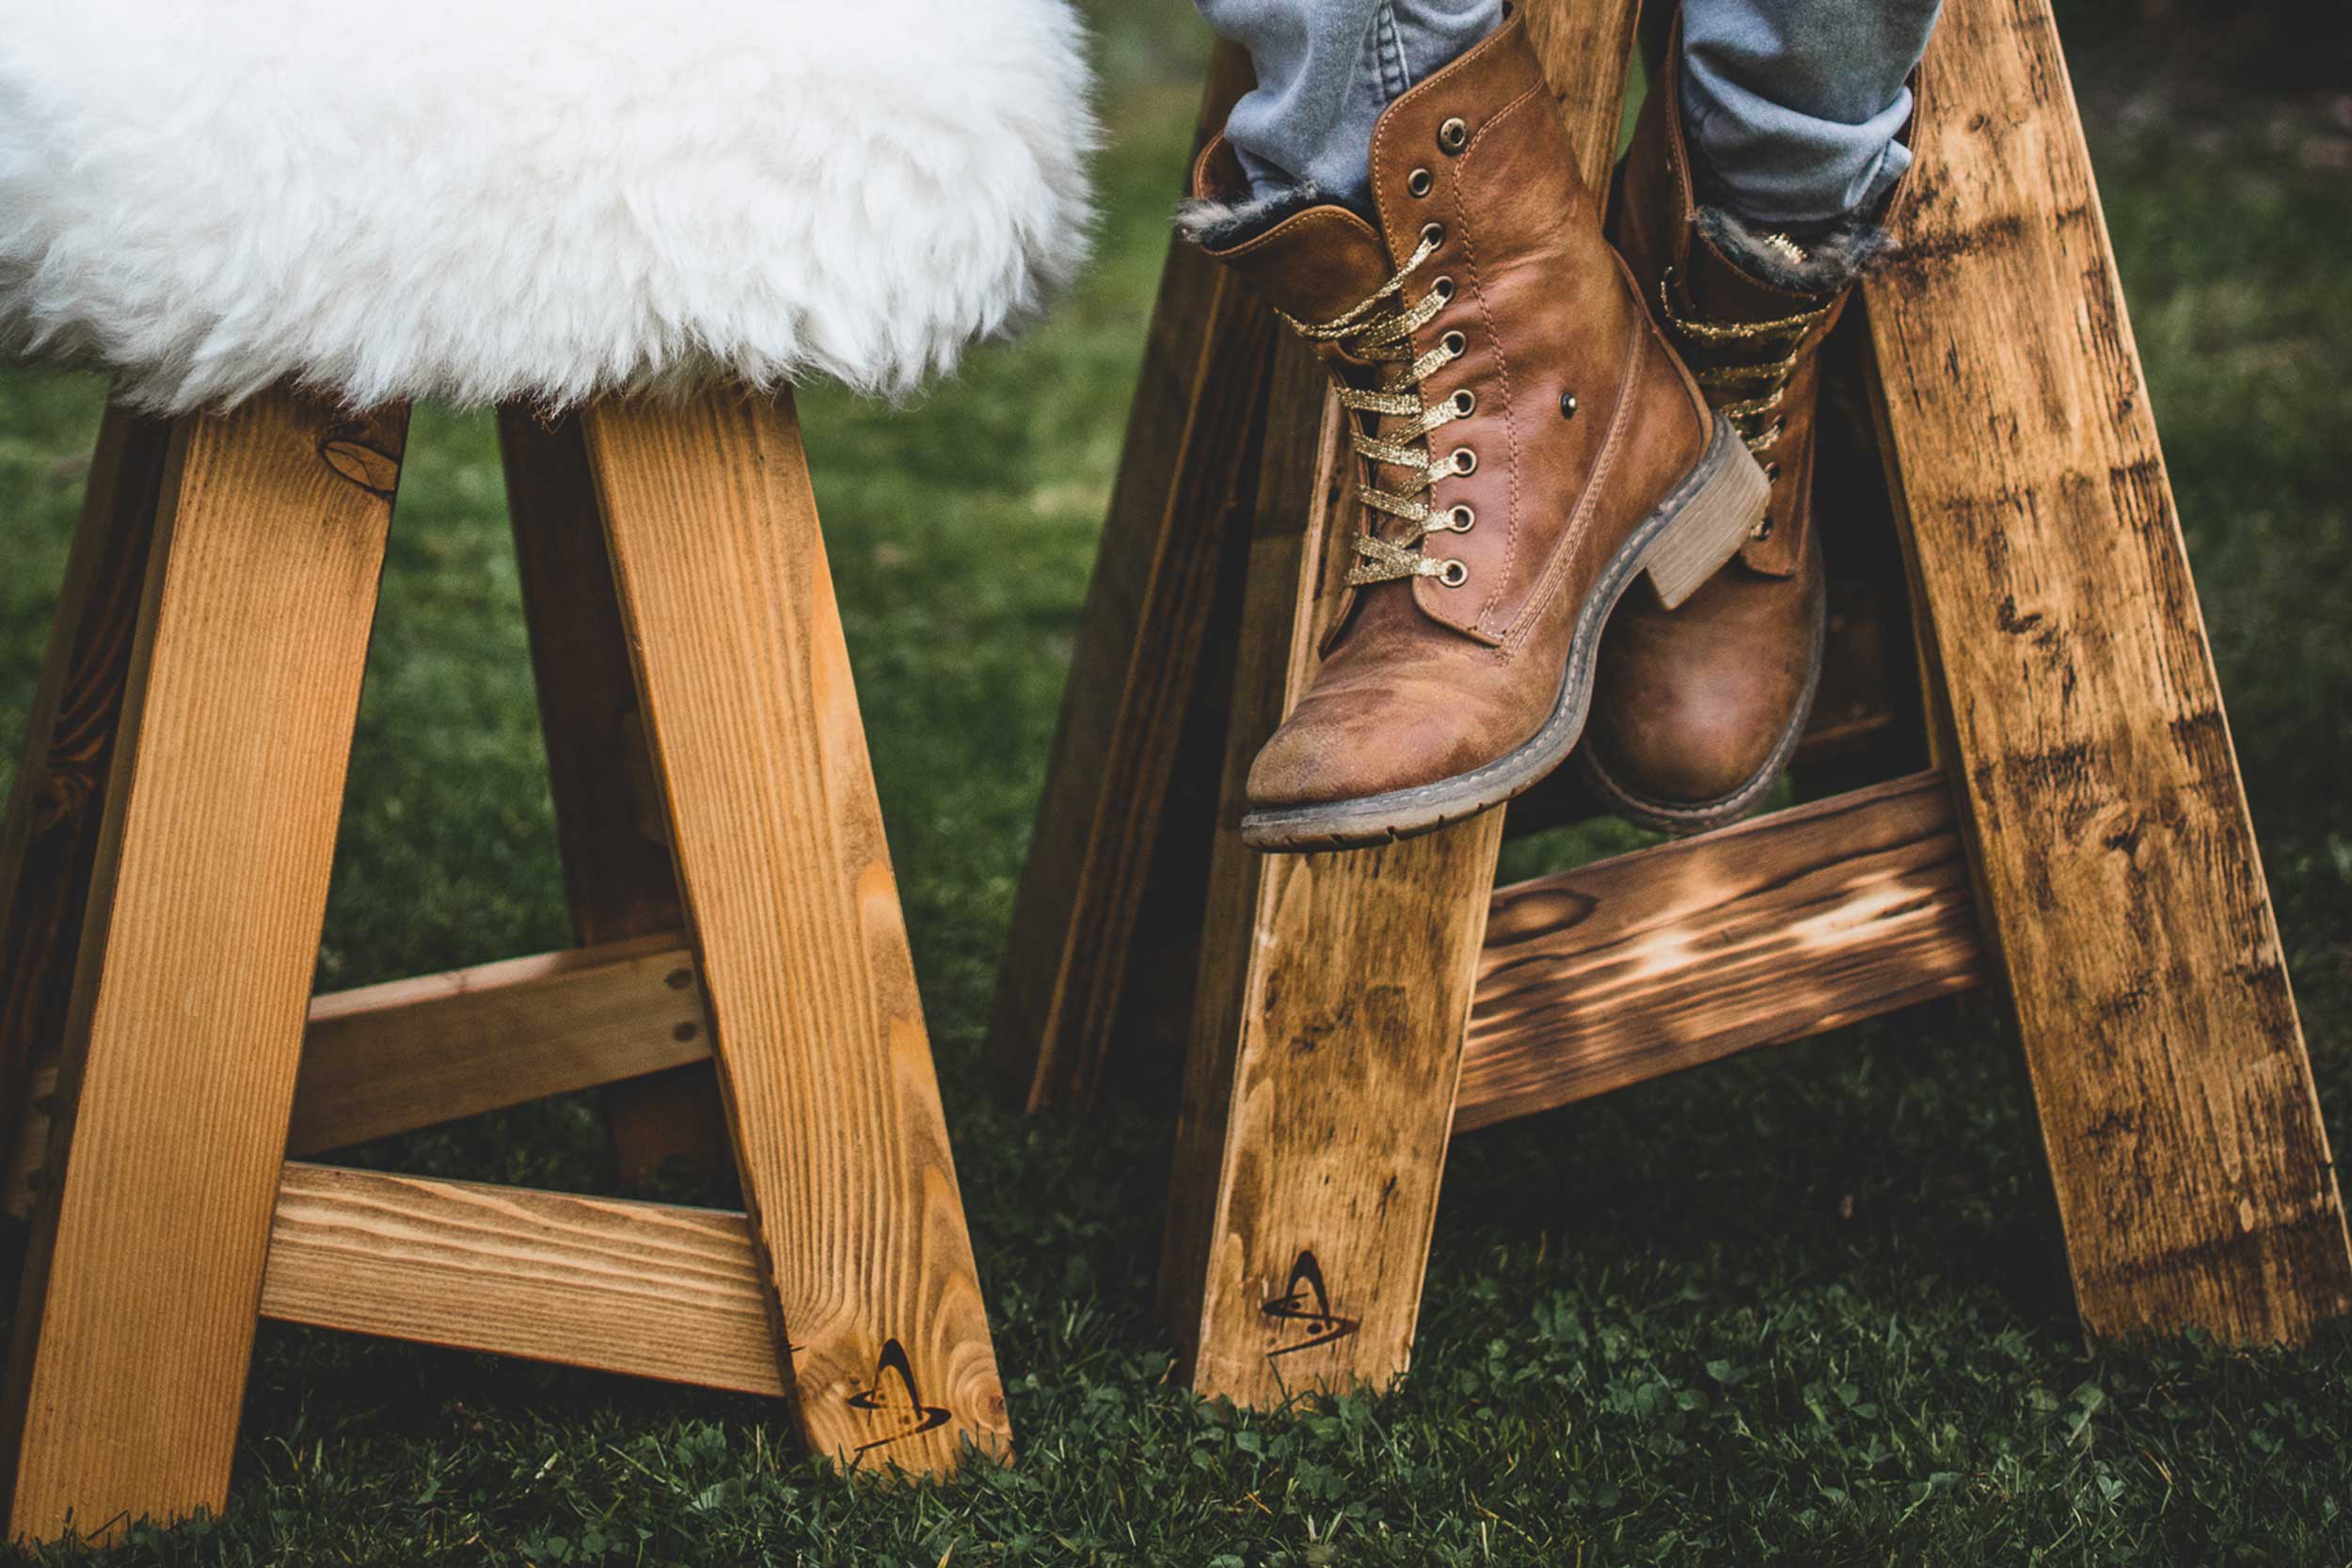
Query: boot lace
[
  {"left": 1658, "top": 263, "right": 1836, "bottom": 536},
  {"left": 1279, "top": 228, "right": 1474, "bottom": 588}
]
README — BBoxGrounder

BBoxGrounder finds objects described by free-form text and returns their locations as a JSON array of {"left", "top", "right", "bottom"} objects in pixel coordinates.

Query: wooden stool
[
  {"left": 991, "top": 0, "right": 2352, "bottom": 1404},
  {"left": 0, "top": 388, "right": 1009, "bottom": 1542}
]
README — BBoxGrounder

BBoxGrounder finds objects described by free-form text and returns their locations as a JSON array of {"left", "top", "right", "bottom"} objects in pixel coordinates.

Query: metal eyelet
[
  {"left": 1749, "top": 515, "right": 1775, "bottom": 541},
  {"left": 1440, "top": 330, "right": 1467, "bottom": 357},
  {"left": 1431, "top": 276, "right": 1454, "bottom": 304},
  {"left": 1446, "top": 504, "right": 1476, "bottom": 532},
  {"left": 1559, "top": 391, "right": 1578, "bottom": 419},
  {"left": 1438, "top": 117, "right": 1470, "bottom": 153},
  {"left": 1407, "top": 167, "right": 1435, "bottom": 198},
  {"left": 1449, "top": 447, "right": 1477, "bottom": 476},
  {"left": 1438, "top": 560, "right": 1470, "bottom": 588},
  {"left": 1451, "top": 388, "right": 1476, "bottom": 417},
  {"left": 1421, "top": 222, "right": 1445, "bottom": 251},
  {"left": 1762, "top": 459, "right": 1781, "bottom": 483},
  {"left": 1762, "top": 418, "right": 1787, "bottom": 446}
]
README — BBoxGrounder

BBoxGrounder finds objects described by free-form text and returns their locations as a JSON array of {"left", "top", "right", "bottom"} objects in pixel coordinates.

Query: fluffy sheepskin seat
[{"left": 0, "top": 0, "right": 1096, "bottom": 413}]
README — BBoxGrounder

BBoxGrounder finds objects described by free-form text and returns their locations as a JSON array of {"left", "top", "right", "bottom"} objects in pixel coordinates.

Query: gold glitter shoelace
[
  {"left": 1280, "top": 229, "right": 1474, "bottom": 588},
  {"left": 1657, "top": 265, "right": 1836, "bottom": 481}
]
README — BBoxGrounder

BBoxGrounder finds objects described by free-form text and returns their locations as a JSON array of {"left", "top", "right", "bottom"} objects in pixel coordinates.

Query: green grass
[{"left": 5, "top": 5, "right": 2352, "bottom": 1562}]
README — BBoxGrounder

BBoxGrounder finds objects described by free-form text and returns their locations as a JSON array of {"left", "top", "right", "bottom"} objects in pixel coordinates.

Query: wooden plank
[
  {"left": 260, "top": 1164, "right": 784, "bottom": 1397},
  {"left": 498, "top": 408, "right": 682, "bottom": 944},
  {"left": 1162, "top": 0, "right": 1649, "bottom": 1407},
  {"left": 987, "top": 40, "right": 1280, "bottom": 1113},
  {"left": 286, "top": 935, "right": 708, "bottom": 1156},
  {"left": 1863, "top": 0, "right": 2352, "bottom": 1341},
  {"left": 1459, "top": 773, "right": 1983, "bottom": 1132},
  {"left": 584, "top": 389, "right": 1008, "bottom": 1472},
  {"left": 1154, "top": 357, "right": 1506, "bottom": 1396},
  {"left": 1521, "top": 0, "right": 1652, "bottom": 190},
  {"left": 499, "top": 408, "right": 729, "bottom": 1191},
  {"left": 9, "top": 939, "right": 714, "bottom": 1173},
  {"left": 0, "top": 406, "right": 171, "bottom": 1221},
  {"left": 1, "top": 392, "right": 405, "bottom": 1545}
]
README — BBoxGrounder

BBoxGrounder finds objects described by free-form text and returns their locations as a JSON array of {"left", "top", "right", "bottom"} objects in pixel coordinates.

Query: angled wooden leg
[
  {"left": 0, "top": 406, "right": 172, "bottom": 1219},
  {"left": 986, "top": 40, "right": 1283, "bottom": 1113},
  {"left": 496, "top": 408, "right": 728, "bottom": 1191},
  {"left": 582, "top": 389, "right": 1008, "bottom": 1472},
  {"left": 1160, "top": 330, "right": 1508, "bottom": 1403},
  {"left": 1866, "top": 0, "right": 2352, "bottom": 1340},
  {"left": 1, "top": 391, "right": 405, "bottom": 1544},
  {"left": 1161, "top": 0, "right": 1646, "bottom": 1405}
]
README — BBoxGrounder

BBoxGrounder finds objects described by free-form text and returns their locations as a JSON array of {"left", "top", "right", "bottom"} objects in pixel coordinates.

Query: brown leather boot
[
  {"left": 1577, "top": 33, "right": 1914, "bottom": 833},
  {"left": 1187, "top": 13, "right": 1769, "bottom": 851}
]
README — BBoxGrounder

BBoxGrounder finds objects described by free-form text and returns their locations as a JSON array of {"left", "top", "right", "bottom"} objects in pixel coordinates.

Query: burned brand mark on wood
[{"left": 1262, "top": 1250, "right": 1360, "bottom": 1360}]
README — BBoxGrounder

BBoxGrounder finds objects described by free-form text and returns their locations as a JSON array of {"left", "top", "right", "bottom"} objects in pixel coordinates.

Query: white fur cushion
[{"left": 0, "top": 0, "right": 1096, "bottom": 411}]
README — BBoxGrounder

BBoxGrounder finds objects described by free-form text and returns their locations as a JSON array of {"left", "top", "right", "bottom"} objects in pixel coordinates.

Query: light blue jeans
[{"left": 1198, "top": 0, "right": 1941, "bottom": 229}]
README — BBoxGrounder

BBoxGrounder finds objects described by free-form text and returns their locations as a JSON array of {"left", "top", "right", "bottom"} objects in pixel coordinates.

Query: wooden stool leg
[
  {"left": 1867, "top": 0, "right": 2352, "bottom": 1339},
  {"left": 1, "top": 391, "right": 405, "bottom": 1543},
  {"left": 496, "top": 408, "right": 729, "bottom": 1190},
  {"left": 0, "top": 406, "right": 172, "bottom": 1217},
  {"left": 581, "top": 389, "right": 1009, "bottom": 1472},
  {"left": 1157, "top": 0, "right": 1645, "bottom": 1408},
  {"left": 1161, "top": 336, "right": 1503, "bottom": 1402},
  {"left": 985, "top": 41, "right": 1282, "bottom": 1113}
]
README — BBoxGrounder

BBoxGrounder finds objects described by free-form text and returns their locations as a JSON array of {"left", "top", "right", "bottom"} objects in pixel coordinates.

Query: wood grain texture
[
  {"left": 1164, "top": 333, "right": 1510, "bottom": 1402},
  {"left": 1160, "top": 0, "right": 1646, "bottom": 1407},
  {"left": 1159, "top": 338, "right": 1361, "bottom": 1382},
  {"left": 1460, "top": 773, "right": 1983, "bottom": 1132},
  {"left": 987, "top": 40, "right": 1279, "bottom": 1114},
  {"left": 583, "top": 390, "right": 1008, "bottom": 1472},
  {"left": 1864, "top": 0, "right": 2352, "bottom": 1340},
  {"left": 498, "top": 407, "right": 729, "bottom": 1190},
  {"left": 0, "top": 406, "right": 170, "bottom": 1220},
  {"left": 1519, "top": 0, "right": 1648, "bottom": 194},
  {"left": 2, "top": 391, "right": 405, "bottom": 1544},
  {"left": 287, "top": 936, "right": 708, "bottom": 1157},
  {"left": 261, "top": 1164, "right": 784, "bottom": 1397}
]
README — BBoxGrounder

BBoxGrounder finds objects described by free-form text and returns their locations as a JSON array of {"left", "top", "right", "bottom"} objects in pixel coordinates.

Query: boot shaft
[{"left": 1188, "top": 11, "right": 1708, "bottom": 646}]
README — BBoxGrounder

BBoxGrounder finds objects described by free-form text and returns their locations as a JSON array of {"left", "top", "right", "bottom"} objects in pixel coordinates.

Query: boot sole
[
  {"left": 1240, "top": 414, "right": 1769, "bottom": 852},
  {"left": 1572, "top": 535, "right": 1829, "bottom": 836}
]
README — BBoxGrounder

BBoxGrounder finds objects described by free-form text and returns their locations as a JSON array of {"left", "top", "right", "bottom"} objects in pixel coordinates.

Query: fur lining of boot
[
  {"left": 1695, "top": 204, "right": 1891, "bottom": 298},
  {"left": 1177, "top": 181, "right": 1362, "bottom": 249}
]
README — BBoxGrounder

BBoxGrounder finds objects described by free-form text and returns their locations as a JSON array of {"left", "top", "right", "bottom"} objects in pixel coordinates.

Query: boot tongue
[{"left": 1209, "top": 206, "right": 1393, "bottom": 328}]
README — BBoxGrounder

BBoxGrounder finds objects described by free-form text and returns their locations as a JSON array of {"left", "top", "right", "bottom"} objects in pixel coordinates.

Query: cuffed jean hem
[
  {"left": 1200, "top": 0, "right": 1502, "bottom": 207},
  {"left": 1197, "top": 0, "right": 1941, "bottom": 230}
]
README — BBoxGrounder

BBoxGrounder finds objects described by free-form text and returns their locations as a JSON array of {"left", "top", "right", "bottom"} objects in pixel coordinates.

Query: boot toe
[
  {"left": 1584, "top": 613, "right": 1810, "bottom": 808},
  {"left": 1588, "top": 695, "right": 1784, "bottom": 806},
  {"left": 1584, "top": 549, "right": 1823, "bottom": 813},
  {"left": 1247, "top": 677, "right": 1527, "bottom": 812}
]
